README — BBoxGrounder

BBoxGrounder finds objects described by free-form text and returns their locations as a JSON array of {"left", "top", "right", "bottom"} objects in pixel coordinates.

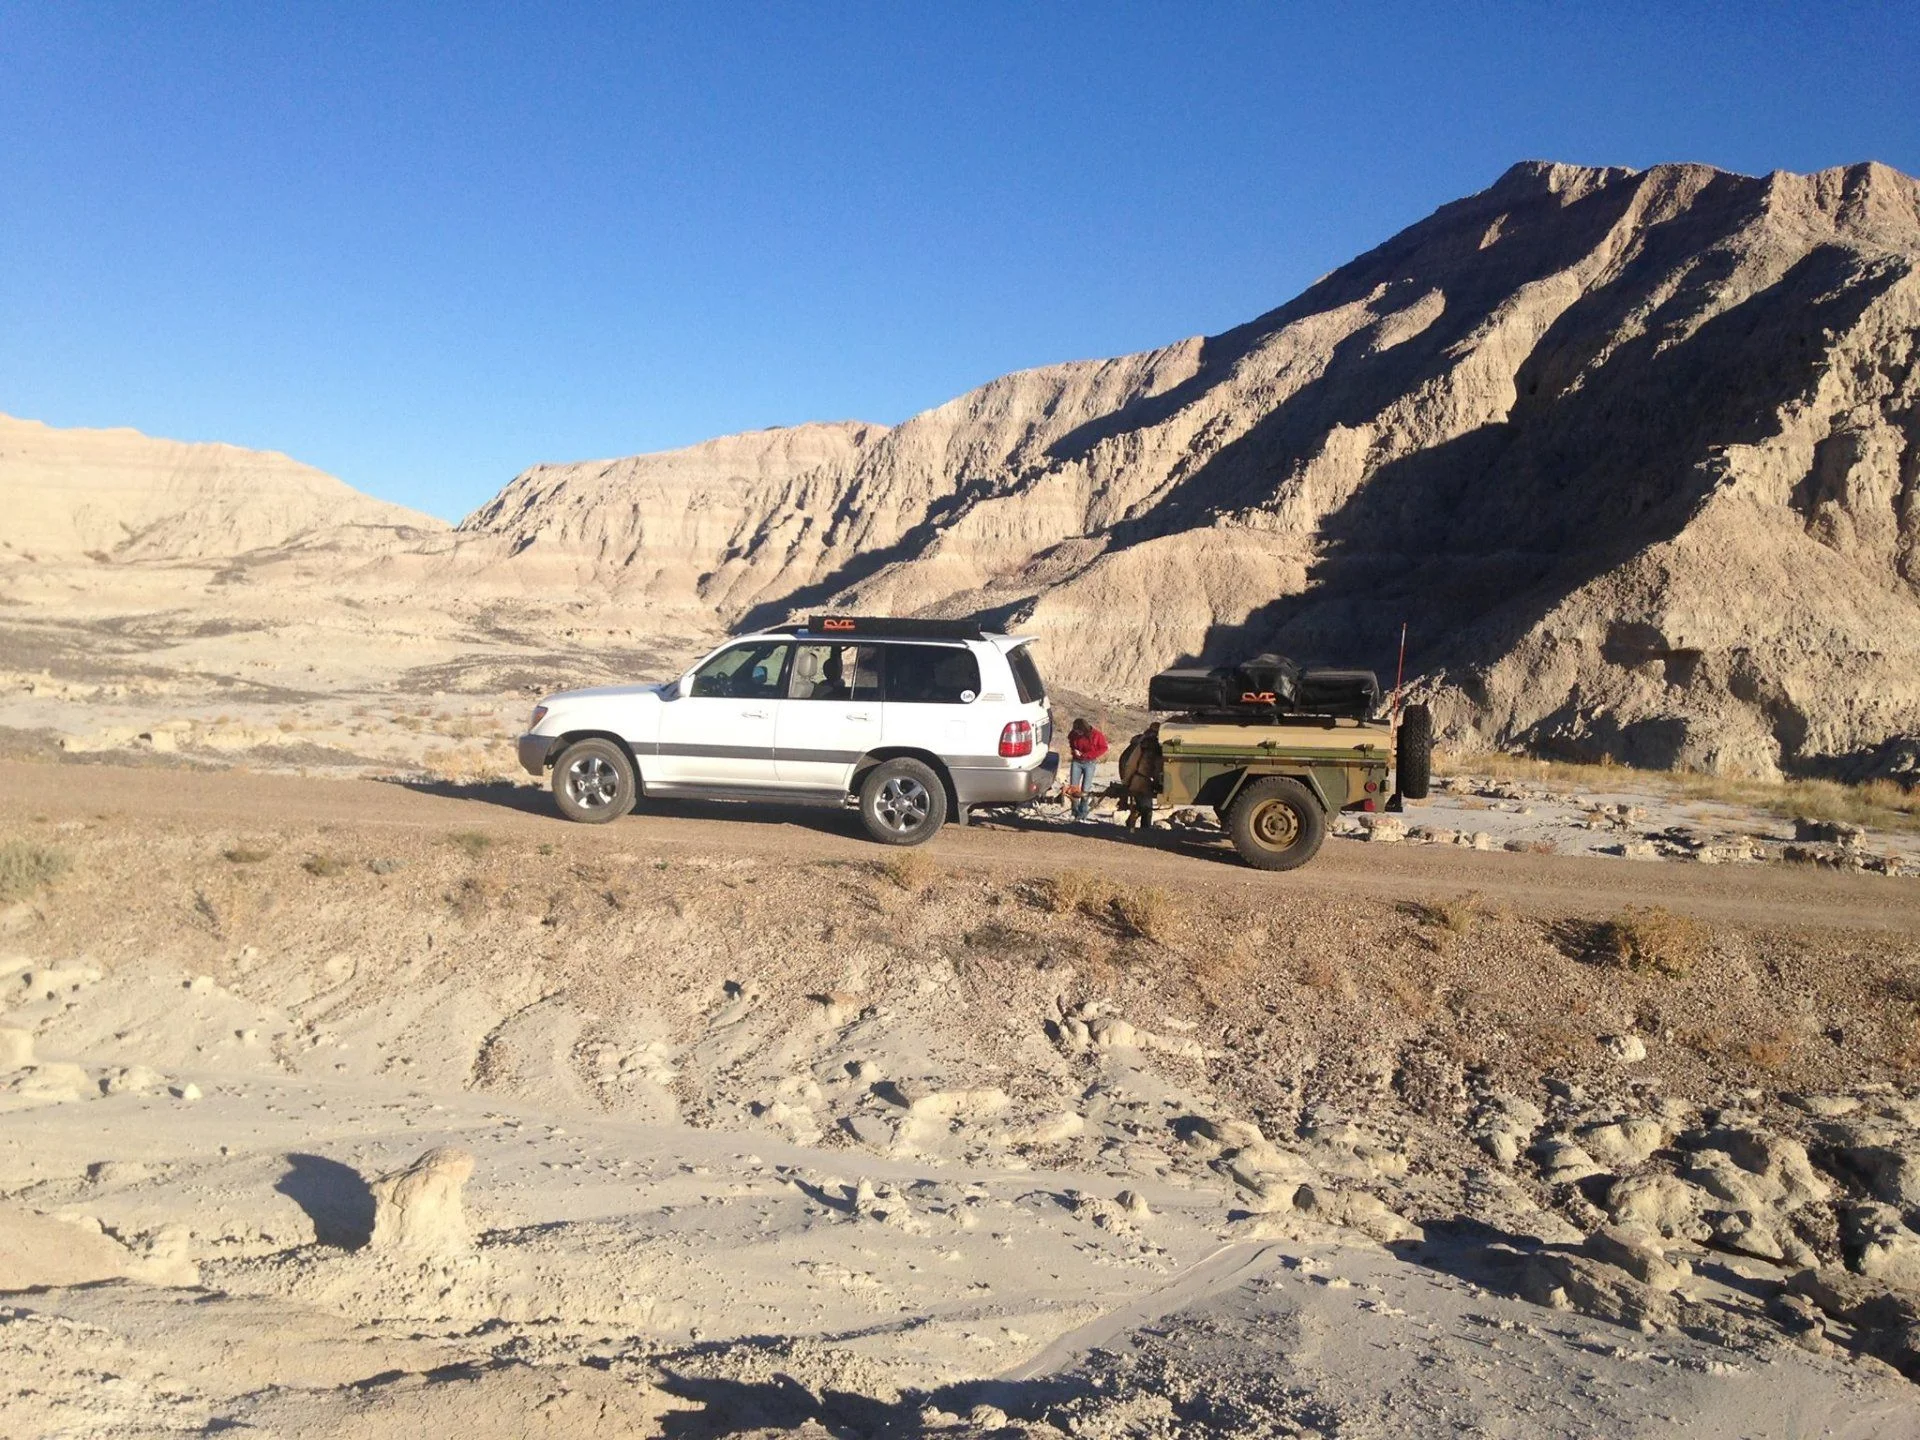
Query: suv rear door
[
  {"left": 875, "top": 642, "right": 983, "bottom": 757},
  {"left": 774, "top": 643, "right": 883, "bottom": 791}
]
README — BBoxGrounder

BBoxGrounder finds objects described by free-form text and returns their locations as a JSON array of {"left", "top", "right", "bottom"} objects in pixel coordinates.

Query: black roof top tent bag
[{"left": 1147, "top": 652, "right": 1379, "bottom": 721}]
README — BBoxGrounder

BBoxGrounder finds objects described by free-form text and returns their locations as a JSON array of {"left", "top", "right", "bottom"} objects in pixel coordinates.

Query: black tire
[
  {"left": 551, "top": 738, "right": 637, "bottom": 824},
  {"left": 858, "top": 757, "right": 948, "bottom": 846},
  {"left": 1397, "top": 703, "right": 1433, "bottom": 801},
  {"left": 1226, "top": 777, "right": 1326, "bottom": 871}
]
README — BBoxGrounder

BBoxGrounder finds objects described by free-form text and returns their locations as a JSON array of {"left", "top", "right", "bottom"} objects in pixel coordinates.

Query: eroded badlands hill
[
  {"left": 463, "top": 160, "right": 1920, "bottom": 782},
  {"left": 0, "top": 413, "right": 445, "bottom": 562}
]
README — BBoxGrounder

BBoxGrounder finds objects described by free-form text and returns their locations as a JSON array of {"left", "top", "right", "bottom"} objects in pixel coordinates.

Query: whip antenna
[{"left": 1391, "top": 622, "right": 1408, "bottom": 725}]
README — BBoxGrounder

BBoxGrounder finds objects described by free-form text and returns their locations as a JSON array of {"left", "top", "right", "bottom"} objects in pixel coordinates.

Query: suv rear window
[
  {"left": 883, "top": 644, "right": 981, "bottom": 705},
  {"left": 1006, "top": 644, "right": 1046, "bottom": 704}
]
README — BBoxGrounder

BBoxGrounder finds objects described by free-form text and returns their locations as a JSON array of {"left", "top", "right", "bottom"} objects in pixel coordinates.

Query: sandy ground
[
  {"left": 3, "top": 758, "right": 1919, "bottom": 1437},
  {"left": 3, "top": 564, "right": 1920, "bottom": 1435}
]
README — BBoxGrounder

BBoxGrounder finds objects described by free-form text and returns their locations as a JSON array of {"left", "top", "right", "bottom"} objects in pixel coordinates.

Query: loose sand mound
[{"left": 2, "top": 775, "right": 1918, "bottom": 1433}]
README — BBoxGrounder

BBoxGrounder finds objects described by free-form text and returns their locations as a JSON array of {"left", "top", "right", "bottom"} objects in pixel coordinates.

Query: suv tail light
[{"left": 998, "top": 720, "right": 1035, "bottom": 758}]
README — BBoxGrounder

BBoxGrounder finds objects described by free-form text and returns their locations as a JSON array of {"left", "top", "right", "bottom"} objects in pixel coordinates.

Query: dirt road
[{"left": 5, "top": 758, "right": 1914, "bottom": 933}]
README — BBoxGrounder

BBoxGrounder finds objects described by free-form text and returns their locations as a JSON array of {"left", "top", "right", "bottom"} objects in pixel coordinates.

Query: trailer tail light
[
  {"left": 998, "top": 720, "right": 1035, "bottom": 758},
  {"left": 1361, "top": 798, "right": 1377, "bottom": 812}
]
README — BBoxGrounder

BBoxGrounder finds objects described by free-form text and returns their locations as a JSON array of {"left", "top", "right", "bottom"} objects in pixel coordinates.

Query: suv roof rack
[{"left": 802, "top": 614, "right": 987, "bottom": 640}]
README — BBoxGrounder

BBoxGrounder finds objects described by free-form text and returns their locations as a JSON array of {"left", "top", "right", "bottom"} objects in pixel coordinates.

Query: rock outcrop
[{"left": 461, "top": 160, "right": 1920, "bottom": 780}]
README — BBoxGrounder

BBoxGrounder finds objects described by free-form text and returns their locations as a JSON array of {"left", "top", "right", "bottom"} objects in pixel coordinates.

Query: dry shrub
[
  {"left": 1414, "top": 891, "right": 1489, "bottom": 936},
  {"left": 1300, "top": 951, "right": 1355, "bottom": 998},
  {"left": 1111, "top": 885, "right": 1181, "bottom": 943},
  {"left": 223, "top": 846, "right": 272, "bottom": 864},
  {"left": 448, "top": 830, "right": 495, "bottom": 859},
  {"left": 879, "top": 850, "right": 938, "bottom": 892},
  {"left": 1036, "top": 870, "right": 1180, "bottom": 942},
  {"left": 1380, "top": 968, "right": 1438, "bottom": 1019},
  {"left": 301, "top": 853, "right": 348, "bottom": 878},
  {"left": 1734, "top": 1031, "right": 1796, "bottom": 1071},
  {"left": 446, "top": 875, "right": 496, "bottom": 920},
  {"left": 1039, "top": 869, "right": 1113, "bottom": 915},
  {"left": 0, "top": 840, "right": 69, "bottom": 902},
  {"left": 1599, "top": 906, "right": 1709, "bottom": 977}
]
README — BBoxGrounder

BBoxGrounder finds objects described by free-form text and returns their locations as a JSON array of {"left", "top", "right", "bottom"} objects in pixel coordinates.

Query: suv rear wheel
[
  {"left": 858, "top": 757, "right": 948, "bottom": 846},
  {"left": 552, "top": 738, "right": 636, "bottom": 823},
  {"left": 1226, "top": 777, "right": 1326, "bottom": 871}
]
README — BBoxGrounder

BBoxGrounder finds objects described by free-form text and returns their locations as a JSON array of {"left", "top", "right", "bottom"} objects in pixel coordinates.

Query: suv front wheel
[
  {"left": 857, "top": 758, "right": 948, "bottom": 846},
  {"left": 552, "top": 738, "right": 637, "bottom": 823}
]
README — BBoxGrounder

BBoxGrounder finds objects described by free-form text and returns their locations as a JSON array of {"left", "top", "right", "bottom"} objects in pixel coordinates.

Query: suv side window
[
  {"left": 788, "top": 644, "right": 881, "bottom": 702},
  {"left": 690, "top": 642, "right": 791, "bottom": 699},
  {"left": 883, "top": 644, "right": 980, "bottom": 704}
]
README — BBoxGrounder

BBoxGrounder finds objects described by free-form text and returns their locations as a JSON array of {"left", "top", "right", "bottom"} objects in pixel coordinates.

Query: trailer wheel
[
  {"left": 1226, "top": 777, "right": 1326, "bottom": 871},
  {"left": 1397, "top": 703, "right": 1433, "bottom": 800}
]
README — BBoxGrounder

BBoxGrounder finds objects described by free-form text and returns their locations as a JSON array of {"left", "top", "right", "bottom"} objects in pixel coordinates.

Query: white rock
[
  {"left": 1601, "top": 1034, "right": 1648, "bottom": 1064},
  {"left": 1532, "top": 1137, "right": 1605, "bottom": 1183},
  {"left": 104, "top": 1065, "right": 165, "bottom": 1095},
  {"left": 1578, "top": 1117, "right": 1666, "bottom": 1168},
  {"left": 0, "top": 1026, "right": 33, "bottom": 1068},
  {"left": 1607, "top": 1172, "right": 1708, "bottom": 1239},
  {"left": 171, "top": 1082, "right": 202, "bottom": 1102},
  {"left": 367, "top": 1146, "right": 476, "bottom": 1255}
]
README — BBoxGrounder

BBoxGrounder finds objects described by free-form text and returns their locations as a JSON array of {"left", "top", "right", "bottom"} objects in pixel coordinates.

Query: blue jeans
[{"left": 1069, "top": 758, "right": 1097, "bottom": 819}]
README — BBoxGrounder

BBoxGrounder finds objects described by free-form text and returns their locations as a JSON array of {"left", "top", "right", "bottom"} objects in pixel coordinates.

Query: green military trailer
[{"left": 1156, "top": 704, "right": 1432, "bottom": 871}]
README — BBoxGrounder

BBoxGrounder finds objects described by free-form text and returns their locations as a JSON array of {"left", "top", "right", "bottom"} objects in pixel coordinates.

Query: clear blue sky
[{"left": 4, "top": 3, "right": 1916, "bottom": 522}]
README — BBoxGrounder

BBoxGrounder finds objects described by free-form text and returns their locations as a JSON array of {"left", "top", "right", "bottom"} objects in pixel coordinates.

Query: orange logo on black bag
[{"left": 1240, "top": 691, "right": 1277, "bottom": 704}]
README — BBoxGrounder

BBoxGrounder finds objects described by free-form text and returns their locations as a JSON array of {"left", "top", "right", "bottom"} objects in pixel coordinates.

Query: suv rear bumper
[
  {"left": 518, "top": 734, "right": 557, "bottom": 776},
  {"left": 952, "top": 751, "right": 1058, "bottom": 807}
]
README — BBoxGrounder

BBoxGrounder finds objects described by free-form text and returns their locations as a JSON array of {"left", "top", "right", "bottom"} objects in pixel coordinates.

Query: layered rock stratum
[{"left": 461, "top": 160, "right": 1920, "bottom": 781}]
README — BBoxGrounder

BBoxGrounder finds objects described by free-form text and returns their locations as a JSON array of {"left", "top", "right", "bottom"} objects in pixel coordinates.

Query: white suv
[{"left": 516, "top": 616, "right": 1058, "bottom": 845}]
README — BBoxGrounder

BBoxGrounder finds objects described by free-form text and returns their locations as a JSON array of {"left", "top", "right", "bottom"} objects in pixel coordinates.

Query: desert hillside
[
  {"left": 460, "top": 160, "right": 1920, "bottom": 783},
  {"left": 0, "top": 413, "right": 445, "bottom": 562}
]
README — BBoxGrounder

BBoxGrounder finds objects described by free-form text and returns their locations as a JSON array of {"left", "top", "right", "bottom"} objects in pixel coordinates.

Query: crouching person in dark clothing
[{"left": 1119, "top": 723, "right": 1164, "bottom": 834}]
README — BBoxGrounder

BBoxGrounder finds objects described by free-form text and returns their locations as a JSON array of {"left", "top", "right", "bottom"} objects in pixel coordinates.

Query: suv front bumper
[
  {"left": 951, "top": 751, "right": 1059, "bottom": 808},
  {"left": 518, "top": 734, "right": 557, "bottom": 776}
]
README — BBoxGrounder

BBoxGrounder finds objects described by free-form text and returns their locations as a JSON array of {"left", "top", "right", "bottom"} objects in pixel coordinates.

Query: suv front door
[
  {"left": 653, "top": 641, "right": 790, "bottom": 787},
  {"left": 775, "top": 643, "right": 883, "bottom": 791}
]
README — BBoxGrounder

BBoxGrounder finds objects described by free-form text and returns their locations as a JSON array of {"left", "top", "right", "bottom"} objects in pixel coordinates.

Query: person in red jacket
[{"left": 1066, "top": 718, "right": 1108, "bottom": 822}]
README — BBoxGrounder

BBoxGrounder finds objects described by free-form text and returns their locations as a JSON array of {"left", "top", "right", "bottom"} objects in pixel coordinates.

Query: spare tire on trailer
[{"left": 1397, "top": 702, "right": 1432, "bottom": 800}]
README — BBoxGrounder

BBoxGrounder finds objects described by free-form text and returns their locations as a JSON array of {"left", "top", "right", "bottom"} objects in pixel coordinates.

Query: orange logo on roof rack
[{"left": 821, "top": 618, "right": 856, "bottom": 631}]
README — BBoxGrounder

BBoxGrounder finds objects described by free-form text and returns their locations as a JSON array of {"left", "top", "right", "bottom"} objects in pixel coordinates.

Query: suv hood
[{"left": 541, "top": 682, "right": 670, "bottom": 706}]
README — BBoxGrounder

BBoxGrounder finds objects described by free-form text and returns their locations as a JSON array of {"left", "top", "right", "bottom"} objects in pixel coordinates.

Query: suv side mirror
[{"left": 670, "top": 674, "right": 692, "bottom": 700}]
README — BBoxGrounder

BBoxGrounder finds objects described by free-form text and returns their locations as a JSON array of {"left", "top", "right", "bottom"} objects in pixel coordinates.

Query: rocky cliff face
[
  {"left": 0, "top": 413, "right": 445, "bottom": 562},
  {"left": 461, "top": 160, "right": 1920, "bottom": 781}
]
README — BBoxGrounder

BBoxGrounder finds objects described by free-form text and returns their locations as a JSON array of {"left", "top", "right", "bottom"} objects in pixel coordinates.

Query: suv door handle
[
  {"left": 740, "top": 709, "right": 769, "bottom": 719},
  {"left": 846, "top": 712, "right": 871, "bottom": 721}
]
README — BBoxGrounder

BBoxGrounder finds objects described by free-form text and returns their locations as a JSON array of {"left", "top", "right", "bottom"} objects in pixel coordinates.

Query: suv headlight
[{"left": 529, "top": 704, "right": 549, "bottom": 728}]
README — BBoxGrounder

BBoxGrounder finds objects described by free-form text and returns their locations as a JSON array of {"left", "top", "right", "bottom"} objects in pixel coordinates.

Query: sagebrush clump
[
  {"left": 1601, "top": 906, "right": 1709, "bottom": 977},
  {"left": 0, "top": 840, "right": 69, "bottom": 903}
]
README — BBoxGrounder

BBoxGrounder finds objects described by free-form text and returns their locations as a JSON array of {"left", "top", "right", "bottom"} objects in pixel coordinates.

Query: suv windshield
[{"left": 1007, "top": 643, "right": 1046, "bottom": 704}]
